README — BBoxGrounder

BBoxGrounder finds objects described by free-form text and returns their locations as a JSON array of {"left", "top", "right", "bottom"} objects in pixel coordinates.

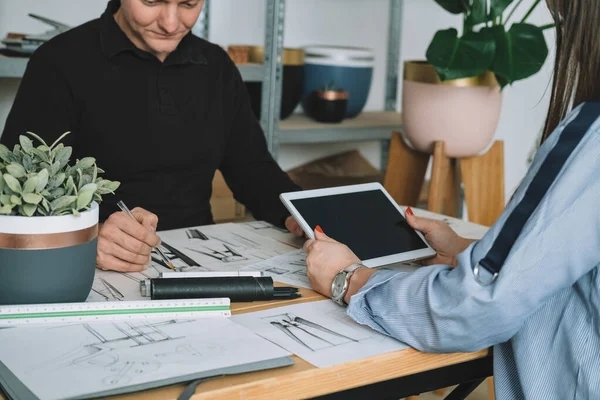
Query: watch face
[{"left": 332, "top": 272, "right": 346, "bottom": 298}]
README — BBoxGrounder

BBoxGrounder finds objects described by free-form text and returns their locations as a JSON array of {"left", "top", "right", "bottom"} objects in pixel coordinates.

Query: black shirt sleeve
[
  {"left": 218, "top": 54, "right": 301, "bottom": 228},
  {"left": 1, "top": 49, "right": 77, "bottom": 148}
]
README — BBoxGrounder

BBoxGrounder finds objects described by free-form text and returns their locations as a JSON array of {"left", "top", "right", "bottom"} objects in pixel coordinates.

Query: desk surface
[
  {"left": 107, "top": 286, "right": 488, "bottom": 400},
  {"left": 108, "top": 209, "right": 491, "bottom": 399},
  {"left": 0, "top": 209, "right": 491, "bottom": 400}
]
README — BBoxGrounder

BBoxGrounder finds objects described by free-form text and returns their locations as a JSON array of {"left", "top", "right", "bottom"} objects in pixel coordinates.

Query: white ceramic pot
[
  {"left": 0, "top": 202, "right": 99, "bottom": 305},
  {"left": 401, "top": 61, "right": 503, "bottom": 158}
]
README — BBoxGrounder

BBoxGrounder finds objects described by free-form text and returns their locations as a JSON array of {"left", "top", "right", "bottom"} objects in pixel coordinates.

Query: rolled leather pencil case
[{"left": 149, "top": 276, "right": 275, "bottom": 302}]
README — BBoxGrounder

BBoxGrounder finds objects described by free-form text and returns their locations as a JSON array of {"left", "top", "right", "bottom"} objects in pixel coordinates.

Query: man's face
[{"left": 119, "top": 0, "right": 204, "bottom": 58}]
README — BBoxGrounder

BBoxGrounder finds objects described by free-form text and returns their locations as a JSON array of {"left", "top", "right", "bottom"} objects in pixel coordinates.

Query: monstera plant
[
  {"left": 0, "top": 131, "right": 120, "bottom": 217},
  {"left": 426, "top": 0, "right": 554, "bottom": 88}
]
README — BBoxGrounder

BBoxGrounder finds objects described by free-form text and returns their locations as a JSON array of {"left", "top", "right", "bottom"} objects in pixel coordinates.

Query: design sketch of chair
[
  {"left": 264, "top": 313, "right": 357, "bottom": 351},
  {"left": 186, "top": 243, "right": 248, "bottom": 263},
  {"left": 186, "top": 228, "right": 209, "bottom": 240}
]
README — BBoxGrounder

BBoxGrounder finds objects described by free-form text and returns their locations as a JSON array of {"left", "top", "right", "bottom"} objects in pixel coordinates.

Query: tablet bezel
[{"left": 280, "top": 182, "right": 437, "bottom": 268}]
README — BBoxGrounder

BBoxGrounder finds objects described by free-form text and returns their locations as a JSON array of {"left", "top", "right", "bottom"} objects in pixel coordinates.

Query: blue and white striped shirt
[{"left": 347, "top": 103, "right": 600, "bottom": 399}]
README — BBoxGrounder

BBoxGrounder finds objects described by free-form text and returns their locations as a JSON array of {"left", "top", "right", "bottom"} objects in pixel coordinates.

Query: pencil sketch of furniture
[
  {"left": 186, "top": 228, "right": 209, "bottom": 240},
  {"left": 30, "top": 321, "right": 223, "bottom": 386},
  {"left": 91, "top": 277, "right": 125, "bottom": 301},
  {"left": 244, "top": 221, "right": 289, "bottom": 234},
  {"left": 159, "top": 241, "right": 201, "bottom": 267},
  {"left": 262, "top": 313, "right": 358, "bottom": 351},
  {"left": 185, "top": 243, "right": 249, "bottom": 263}
]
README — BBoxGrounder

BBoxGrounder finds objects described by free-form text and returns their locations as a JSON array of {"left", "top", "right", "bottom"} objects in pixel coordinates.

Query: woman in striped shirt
[{"left": 304, "top": 1, "right": 600, "bottom": 398}]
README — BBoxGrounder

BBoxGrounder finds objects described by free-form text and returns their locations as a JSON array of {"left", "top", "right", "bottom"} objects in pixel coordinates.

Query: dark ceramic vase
[
  {"left": 244, "top": 47, "right": 305, "bottom": 120},
  {"left": 304, "top": 90, "right": 349, "bottom": 123}
]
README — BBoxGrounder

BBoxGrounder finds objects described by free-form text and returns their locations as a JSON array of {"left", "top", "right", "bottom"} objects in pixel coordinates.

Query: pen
[{"left": 116, "top": 200, "right": 176, "bottom": 271}]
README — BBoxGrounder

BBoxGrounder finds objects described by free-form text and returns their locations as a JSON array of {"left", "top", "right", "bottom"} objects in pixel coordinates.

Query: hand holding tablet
[{"left": 280, "top": 183, "right": 436, "bottom": 267}]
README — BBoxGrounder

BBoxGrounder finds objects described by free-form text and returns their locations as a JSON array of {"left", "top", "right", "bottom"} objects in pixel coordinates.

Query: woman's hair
[{"left": 542, "top": 0, "right": 600, "bottom": 142}]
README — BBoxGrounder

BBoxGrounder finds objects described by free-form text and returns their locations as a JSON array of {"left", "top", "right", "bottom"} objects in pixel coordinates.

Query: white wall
[{"left": 0, "top": 0, "right": 555, "bottom": 204}]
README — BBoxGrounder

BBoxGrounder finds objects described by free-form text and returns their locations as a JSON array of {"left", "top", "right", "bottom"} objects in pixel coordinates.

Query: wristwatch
[{"left": 331, "top": 263, "right": 364, "bottom": 306}]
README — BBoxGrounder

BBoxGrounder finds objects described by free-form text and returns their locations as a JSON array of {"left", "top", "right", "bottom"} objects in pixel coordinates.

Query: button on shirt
[
  {"left": 347, "top": 103, "right": 600, "bottom": 399},
  {"left": 1, "top": 0, "right": 300, "bottom": 230}
]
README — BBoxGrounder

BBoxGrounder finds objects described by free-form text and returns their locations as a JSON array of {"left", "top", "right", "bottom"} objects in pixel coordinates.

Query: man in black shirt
[{"left": 1, "top": 0, "right": 304, "bottom": 272}]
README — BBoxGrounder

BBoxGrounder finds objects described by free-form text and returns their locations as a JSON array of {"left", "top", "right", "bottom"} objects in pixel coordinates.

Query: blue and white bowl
[{"left": 302, "top": 46, "right": 375, "bottom": 118}]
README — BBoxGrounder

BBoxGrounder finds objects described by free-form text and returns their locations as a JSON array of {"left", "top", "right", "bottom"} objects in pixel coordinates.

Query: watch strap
[{"left": 332, "top": 263, "right": 365, "bottom": 305}]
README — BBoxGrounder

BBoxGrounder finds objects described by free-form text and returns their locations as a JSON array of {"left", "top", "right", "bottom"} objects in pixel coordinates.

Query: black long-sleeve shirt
[{"left": 1, "top": 0, "right": 300, "bottom": 230}]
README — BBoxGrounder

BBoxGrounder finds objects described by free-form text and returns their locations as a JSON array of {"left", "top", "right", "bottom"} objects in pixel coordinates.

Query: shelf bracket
[
  {"left": 261, "top": 0, "right": 286, "bottom": 160},
  {"left": 381, "top": 0, "right": 404, "bottom": 172}
]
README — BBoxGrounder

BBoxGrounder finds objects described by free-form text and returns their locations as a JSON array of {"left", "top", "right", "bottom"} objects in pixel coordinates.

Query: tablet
[{"left": 280, "top": 182, "right": 436, "bottom": 267}]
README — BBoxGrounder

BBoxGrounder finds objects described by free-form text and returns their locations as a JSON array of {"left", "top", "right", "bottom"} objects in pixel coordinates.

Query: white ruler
[{"left": 0, "top": 298, "right": 231, "bottom": 327}]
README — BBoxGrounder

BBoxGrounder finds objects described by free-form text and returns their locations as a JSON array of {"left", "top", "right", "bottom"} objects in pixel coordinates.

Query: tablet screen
[{"left": 290, "top": 189, "right": 427, "bottom": 261}]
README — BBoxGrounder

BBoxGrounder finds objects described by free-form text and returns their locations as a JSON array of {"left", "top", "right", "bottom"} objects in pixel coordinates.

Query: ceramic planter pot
[
  {"left": 244, "top": 46, "right": 305, "bottom": 120},
  {"left": 302, "top": 46, "right": 374, "bottom": 118},
  {"left": 304, "top": 90, "right": 349, "bottom": 123},
  {"left": 402, "top": 61, "right": 502, "bottom": 158},
  {"left": 0, "top": 202, "right": 99, "bottom": 305}
]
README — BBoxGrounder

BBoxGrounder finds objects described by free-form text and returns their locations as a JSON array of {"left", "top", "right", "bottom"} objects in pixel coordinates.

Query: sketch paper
[
  {"left": 232, "top": 300, "right": 408, "bottom": 368},
  {"left": 239, "top": 221, "right": 305, "bottom": 248},
  {"left": 240, "top": 249, "right": 311, "bottom": 288},
  {"left": 0, "top": 318, "right": 291, "bottom": 400},
  {"left": 87, "top": 222, "right": 300, "bottom": 302},
  {"left": 155, "top": 222, "right": 297, "bottom": 271}
]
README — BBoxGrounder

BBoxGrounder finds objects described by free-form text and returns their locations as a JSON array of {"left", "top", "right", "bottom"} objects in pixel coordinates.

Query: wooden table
[
  {"left": 105, "top": 284, "right": 491, "bottom": 400},
  {"left": 1, "top": 210, "right": 493, "bottom": 400}
]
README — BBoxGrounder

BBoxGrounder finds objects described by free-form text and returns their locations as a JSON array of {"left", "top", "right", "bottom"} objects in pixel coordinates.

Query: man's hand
[
  {"left": 303, "top": 226, "right": 361, "bottom": 297},
  {"left": 285, "top": 215, "right": 305, "bottom": 237},
  {"left": 97, "top": 207, "right": 161, "bottom": 272},
  {"left": 405, "top": 207, "right": 475, "bottom": 267}
]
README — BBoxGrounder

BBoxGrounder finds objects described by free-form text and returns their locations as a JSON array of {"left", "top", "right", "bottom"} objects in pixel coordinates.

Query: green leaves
[
  {"left": 36, "top": 169, "right": 49, "bottom": 192},
  {"left": 487, "top": 23, "right": 548, "bottom": 87},
  {"left": 22, "top": 203, "right": 37, "bottom": 217},
  {"left": 465, "top": 0, "right": 491, "bottom": 28},
  {"left": 0, "top": 144, "right": 14, "bottom": 164},
  {"left": 0, "top": 131, "right": 120, "bottom": 217},
  {"left": 491, "top": 0, "right": 514, "bottom": 18},
  {"left": 428, "top": 0, "right": 550, "bottom": 88},
  {"left": 427, "top": 28, "right": 496, "bottom": 80},
  {"left": 6, "top": 163, "right": 26, "bottom": 179},
  {"left": 50, "top": 195, "right": 77, "bottom": 211},
  {"left": 19, "top": 135, "right": 34, "bottom": 155},
  {"left": 23, "top": 193, "right": 43, "bottom": 205},
  {"left": 434, "top": 0, "right": 468, "bottom": 14},
  {"left": 3, "top": 174, "right": 22, "bottom": 193}
]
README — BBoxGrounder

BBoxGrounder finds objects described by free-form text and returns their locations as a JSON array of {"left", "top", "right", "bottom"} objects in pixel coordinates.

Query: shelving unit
[
  {"left": 0, "top": 56, "right": 265, "bottom": 82},
  {"left": 1, "top": 0, "right": 405, "bottom": 170},
  {"left": 197, "top": 0, "right": 404, "bottom": 169},
  {"left": 279, "top": 112, "right": 403, "bottom": 144}
]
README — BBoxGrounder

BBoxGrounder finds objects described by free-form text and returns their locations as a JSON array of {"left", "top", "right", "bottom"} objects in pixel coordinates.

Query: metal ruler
[{"left": 0, "top": 298, "right": 231, "bottom": 327}]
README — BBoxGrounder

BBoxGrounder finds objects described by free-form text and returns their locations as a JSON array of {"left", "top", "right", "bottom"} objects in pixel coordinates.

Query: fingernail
[
  {"left": 315, "top": 225, "right": 323, "bottom": 233},
  {"left": 406, "top": 207, "right": 414, "bottom": 216}
]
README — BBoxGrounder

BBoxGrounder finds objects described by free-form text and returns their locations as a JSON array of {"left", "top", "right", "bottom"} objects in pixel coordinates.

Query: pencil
[{"left": 116, "top": 200, "right": 176, "bottom": 271}]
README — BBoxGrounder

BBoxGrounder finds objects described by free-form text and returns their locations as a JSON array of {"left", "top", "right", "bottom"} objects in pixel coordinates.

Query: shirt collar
[{"left": 99, "top": 0, "right": 207, "bottom": 65}]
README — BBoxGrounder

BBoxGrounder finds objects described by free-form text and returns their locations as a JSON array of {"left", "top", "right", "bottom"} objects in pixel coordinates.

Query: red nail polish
[
  {"left": 406, "top": 207, "right": 414, "bottom": 216},
  {"left": 315, "top": 225, "right": 323, "bottom": 233}
]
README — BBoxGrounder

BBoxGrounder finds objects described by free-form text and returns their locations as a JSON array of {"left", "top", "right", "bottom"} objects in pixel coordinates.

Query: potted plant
[
  {"left": 0, "top": 132, "right": 119, "bottom": 305},
  {"left": 402, "top": 0, "right": 554, "bottom": 158}
]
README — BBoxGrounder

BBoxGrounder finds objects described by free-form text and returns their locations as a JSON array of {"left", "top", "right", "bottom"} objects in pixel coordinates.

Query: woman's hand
[
  {"left": 96, "top": 207, "right": 161, "bottom": 272},
  {"left": 303, "top": 226, "right": 362, "bottom": 297},
  {"left": 405, "top": 207, "right": 474, "bottom": 267}
]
